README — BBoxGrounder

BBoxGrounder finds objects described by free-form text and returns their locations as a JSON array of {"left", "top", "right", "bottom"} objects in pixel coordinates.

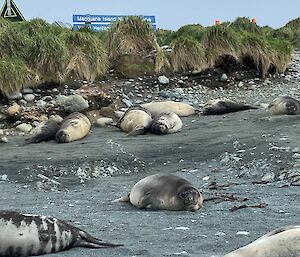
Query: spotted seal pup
[
  {"left": 0, "top": 210, "right": 122, "bottom": 257},
  {"left": 113, "top": 174, "right": 203, "bottom": 211},
  {"left": 224, "top": 225, "right": 300, "bottom": 257},
  {"left": 150, "top": 112, "right": 183, "bottom": 135},
  {"left": 202, "top": 98, "right": 258, "bottom": 115},
  {"left": 55, "top": 112, "right": 91, "bottom": 143},
  {"left": 268, "top": 96, "right": 300, "bottom": 115}
]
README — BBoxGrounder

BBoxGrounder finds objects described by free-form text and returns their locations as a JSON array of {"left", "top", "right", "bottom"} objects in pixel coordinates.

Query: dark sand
[{"left": 1, "top": 107, "right": 300, "bottom": 256}]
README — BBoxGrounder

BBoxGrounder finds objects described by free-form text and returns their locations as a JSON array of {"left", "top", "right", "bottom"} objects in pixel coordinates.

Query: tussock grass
[
  {"left": 63, "top": 30, "right": 108, "bottom": 82},
  {"left": 202, "top": 25, "right": 240, "bottom": 67},
  {"left": 108, "top": 16, "right": 169, "bottom": 73},
  {"left": 230, "top": 17, "right": 261, "bottom": 33},
  {"left": 170, "top": 36, "right": 207, "bottom": 72},
  {"left": 0, "top": 57, "right": 38, "bottom": 96}
]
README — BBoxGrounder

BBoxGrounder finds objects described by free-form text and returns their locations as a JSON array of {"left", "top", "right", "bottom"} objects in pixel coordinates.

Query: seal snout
[{"left": 55, "top": 130, "right": 69, "bottom": 143}]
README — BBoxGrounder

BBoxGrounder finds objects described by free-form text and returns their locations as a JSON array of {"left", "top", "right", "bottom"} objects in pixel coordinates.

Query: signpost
[
  {"left": 0, "top": 0, "right": 25, "bottom": 21},
  {"left": 72, "top": 14, "right": 156, "bottom": 31}
]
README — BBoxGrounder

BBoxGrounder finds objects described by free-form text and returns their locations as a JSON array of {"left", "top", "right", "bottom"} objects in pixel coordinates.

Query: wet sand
[{"left": 1, "top": 106, "right": 300, "bottom": 256}]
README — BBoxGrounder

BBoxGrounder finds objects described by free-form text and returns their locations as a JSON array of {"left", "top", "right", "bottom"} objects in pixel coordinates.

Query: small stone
[
  {"left": 220, "top": 73, "right": 228, "bottom": 82},
  {"left": 36, "top": 100, "right": 47, "bottom": 107},
  {"left": 158, "top": 75, "right": 169, "bottom": 84},
  {"left": 7, "top": 92, "right": 22, "bottom": 100},
  {"left": 16, "top": 123, "right": 32, "bottom": 133},
  {"left": 22, "top": 88, "right": 33, "bottom": 94},
  {"left": 6, "top": 103, "right": 20, "bottom": 117},
  {"left": 23, "top": 94, "right": 35, "bottom": 101}
]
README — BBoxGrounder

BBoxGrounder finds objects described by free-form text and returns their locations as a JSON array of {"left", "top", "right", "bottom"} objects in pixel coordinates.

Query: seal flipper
[
  {"left": 126, "top": 127, "right": 146, "bottom": 136},
  {"left": 74, "top": 230, "right": 123, "bottom": 248},
  {"left": 112, "top": 193, "right": 130, "bottom": 202}
]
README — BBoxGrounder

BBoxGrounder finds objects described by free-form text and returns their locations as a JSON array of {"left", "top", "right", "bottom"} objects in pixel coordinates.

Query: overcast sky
[{"left": 9, "top": 0, "right": 300, "bottom": 30}]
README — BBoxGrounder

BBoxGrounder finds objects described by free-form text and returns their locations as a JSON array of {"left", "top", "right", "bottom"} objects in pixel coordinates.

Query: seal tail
[{"left": 75, "top": 230, "right": 123, "bottom": 248}]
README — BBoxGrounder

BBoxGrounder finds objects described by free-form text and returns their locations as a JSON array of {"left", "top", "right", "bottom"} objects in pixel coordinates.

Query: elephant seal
[
  {"left": 150, "top": 112, "right": 182, "bottom": 135},
  {"left": 224, "top": 225, "right": 300, "bottom": 257},
  {"left": 25, "top": 120, "right": 60, "bottom": 144},
  {"left": 0, "top": 210, "right": 122, "bottom": 257},
  {"left": 268, "top": 96, "right": 300, "bottom": 115},
  {"left": 113, "top": 174, "right": 203, "bottom": 211},
  {"left": 55, "top": 112, "right": 91, "bottom": 143},
  {"left": 117, "top": 106, "right": 153, "bottom": 136},
  {"left": 202, "top": 98, "right": 258, "bottom": 115},
  {"left": 141, "top": 101, "right": 196, "bottom": 117}
]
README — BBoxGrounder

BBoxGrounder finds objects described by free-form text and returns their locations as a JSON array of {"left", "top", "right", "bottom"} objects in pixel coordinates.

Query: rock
[
  {"left": 220, "top": 73, "right": 228, "bottom": 82},
  {"left": 16, "top": 123, "right": 32, "bottom": 133},
  {"left": 49, "top": 115, "right": 64, "bottom": 124},
  {"left": 23, "top": 94, "right": 35, "bottom": 101},
  {"left": 6, "top": 92, "right": 22, "bottom": 100},
  {"left": 36, "top": 100, "right": 47, "bottom": 107},
  {"left": 0, "top": 129, "right": 3, "bottom": 135},
  {"left": 159, "top": 91, "right": 171, "bottom": 98},
  {"left": 175, "top": 88, "right": 184, "bottom": 94},
  {"left": 21, "top": 88, "right": 33, "bottom": 94},
  {"left": 158, "top": 75, "right": 169, "bottom": 85},
  {"left": 261, "top": 172, "right": 275, "bottom": 182},
  {"left": 56, "top": 94, "right": 89, "bottom": 113},
  {"left": 6, "top": 103, "right": 21, "bottom": 117},
  {"left": 122, "top": 98, "right": 133, "bottom": 107}
]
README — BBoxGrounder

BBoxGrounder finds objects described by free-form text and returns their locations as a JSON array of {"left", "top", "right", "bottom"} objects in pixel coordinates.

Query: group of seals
[
  {"left": 116, "top": 105, "right": 183, "bottom": 136},
  {"left": 0, "top": 210, "right": 122, "bottom": 257},
  {"left": 114, "top": 174, "right": 203, "bottom": 211},
  {"left": 25, "top": 112, "right": 91, "bottom": 144},
  {"left": 224, "top": 225, "right": 300, "bottom": 257}
]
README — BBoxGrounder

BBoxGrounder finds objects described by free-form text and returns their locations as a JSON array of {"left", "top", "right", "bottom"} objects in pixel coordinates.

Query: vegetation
[{"left": 0, "top": 15, "right": 298, "bottom": 96}]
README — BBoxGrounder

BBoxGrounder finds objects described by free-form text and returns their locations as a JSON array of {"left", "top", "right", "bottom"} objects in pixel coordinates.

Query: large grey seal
[
  {"left": 141, "top": 101, "right": 196, "bottom": 117},
  {"left": 150, "top": 112, "right": 182, "bottom": 135},
  {"left": 113, "top": 174, "right": 203, "bottom": 211},
  {"left": 117, "top": 106, "right": 153, "bottom": 136},
  {"left": 55, "top": 112, "right": 91, "bottom": 143},
  {"left": 224, "top": 225, "right": 300, "bottom": 257},
  {"left": 202, "top": 98, "right": 258, "bottom": 115},
  {"left": 0, "top": 210, "right": 122, "bottom": 257},
  {"left": 268, "top": 96, "right": 300, "bottom": 115}
]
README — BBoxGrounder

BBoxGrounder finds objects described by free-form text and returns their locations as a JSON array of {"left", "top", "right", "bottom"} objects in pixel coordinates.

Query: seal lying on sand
[
  {"left": 268, "top": 96, "right": 300, "bottom": 115},
  {"left": 25, "top": 120, "right": 60, "bottom": 144},
  {"left": 0, "top": 210, "right": 122, "bottom": 257},
  {"left": 202, "top": 98, "right": 258, "bottom": 115},
  {"left": 55, "top": 112, "right": 91, "bottom": 143},
  {"left": 141, "top": 101, "right": 196, "bottom": 117},
  {"left": 113, "top": 174, "right": 203, "bottom": 211},
  {"left": 224, "top": 225, "right": 300, "bottom": 257},
  {"left": 150, "top": 112, "right": 182, "bottom": 135},
  {"left": 117, "top": 106, "right": 153, "bottom": 136}
]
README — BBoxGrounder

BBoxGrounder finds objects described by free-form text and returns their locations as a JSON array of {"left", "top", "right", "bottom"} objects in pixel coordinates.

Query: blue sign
[
  {"left": 73, "top": 23, "right": 156, "bottom": 31},
  {"left": 73, "top": 14, "right": 156, "bottom": 24}
]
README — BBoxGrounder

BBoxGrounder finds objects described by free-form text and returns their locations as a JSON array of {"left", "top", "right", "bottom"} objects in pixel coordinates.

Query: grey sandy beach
[{"left": 1, "top": 52, "right": 300, "bottom": 257}]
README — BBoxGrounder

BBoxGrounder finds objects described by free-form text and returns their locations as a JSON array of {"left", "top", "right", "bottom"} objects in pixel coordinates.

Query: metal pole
[{"left": 6, "top": 0, "right": 11, "bottom": 16}]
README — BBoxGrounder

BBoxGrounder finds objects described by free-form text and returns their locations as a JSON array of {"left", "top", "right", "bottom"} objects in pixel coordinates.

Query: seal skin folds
[
  {"left": 114, "top": 174, "right": 203, "bottom": 211},
  {"left": 224, "top": 225, "right": 300, "bottom": 257},
  {"left": 0, "top": 211, "right": 122, "bottom": 257},
  {"left": 55, "top": 112, "right": 91, "bottom": 143}
]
